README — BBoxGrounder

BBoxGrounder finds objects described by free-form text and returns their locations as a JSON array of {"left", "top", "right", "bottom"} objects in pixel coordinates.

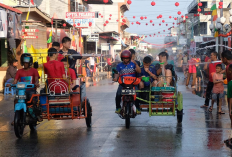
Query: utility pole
[{"left": 219, "top": 0, "right": 223, "bottom": 57}]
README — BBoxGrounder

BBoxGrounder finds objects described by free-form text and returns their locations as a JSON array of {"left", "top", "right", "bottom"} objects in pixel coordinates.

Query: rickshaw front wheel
[
  {"left": 177, "top": 109, "right": 183, "bottom": 123},
  {"left": 14, "top": 110, "right": 25, "bottom": 138},
  {"left": 85, "top": 99, "right": 92, "bottom": 128}
]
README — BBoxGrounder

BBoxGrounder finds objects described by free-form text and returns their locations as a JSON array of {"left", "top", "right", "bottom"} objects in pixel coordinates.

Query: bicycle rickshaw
[
  {"left": 116, "top": 62, "right": 183, "bottom": 128},
  {"left": 13, "top": 55, "right": 92, "bottom": 138}
]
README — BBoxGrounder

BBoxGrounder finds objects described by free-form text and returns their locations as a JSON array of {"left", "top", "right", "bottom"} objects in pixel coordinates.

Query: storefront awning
[
  {"left": 100, "top": 36, "right": 119, "bottom": 41},
  {"left": 0, "top": 3, "right": 22, "bottom": 14},
  {"left": 85, "top": 0, "right": 113, "bottom": 4}
]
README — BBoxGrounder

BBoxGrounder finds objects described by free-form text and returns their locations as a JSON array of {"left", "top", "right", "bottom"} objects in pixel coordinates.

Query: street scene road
[{"left": 0, "top": 73, "right": 232, "bottom": 157}]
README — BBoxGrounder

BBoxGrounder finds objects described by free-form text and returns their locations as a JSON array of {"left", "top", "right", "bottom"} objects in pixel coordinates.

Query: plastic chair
[{"left": 4, "top": 83, "right": 16, "bottom": 95}]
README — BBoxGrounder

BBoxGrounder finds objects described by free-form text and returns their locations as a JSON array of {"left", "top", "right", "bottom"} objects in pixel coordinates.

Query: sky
[{"left": 124, "top": 0, "right": 191, "bottom": 44}]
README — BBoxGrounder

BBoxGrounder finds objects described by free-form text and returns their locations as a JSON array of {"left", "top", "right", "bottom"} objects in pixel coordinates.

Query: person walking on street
[
  {"left": 201, "top": 52, "right": 225, "bottom": 108},
  {"left": 182, "top": 53, "right": 188, "bottom": 78},
  {"left": 89, "top": 55, "right": 95, "bottom": 77},
  {"left": 186, "top": 55, "right": 197, "bottom": 88}
]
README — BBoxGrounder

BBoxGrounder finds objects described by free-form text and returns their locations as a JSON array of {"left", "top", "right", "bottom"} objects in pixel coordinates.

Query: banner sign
[
  {"left": 66, "top": 12, "right": 95, "bottom": 19},
  {"left": 22, "top": 29, "right": 39, "bottom": 32},
  {"left": 87, "top": 34, "right": 99, "bottom": 42},
  {"left": 65, "top": 18, "right": 95, "bottom": 28},
  {"left": 22, "top": 36, "right": 38, "bottom": 39}
]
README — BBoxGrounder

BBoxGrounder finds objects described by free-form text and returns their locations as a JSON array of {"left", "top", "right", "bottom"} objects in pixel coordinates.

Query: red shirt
[
  {"left": 44, "top": 60, "right": 66, "bottom": 94},
  {"left": 46, "top": 54, "right": 64, "bottom": 62},
  {"left": 188, "top": 59, "right": 196, "bottom": 73},
  {"left": 226, "top": 64, "right": 232, "bottom": 82},
  {"left": 15, "top": 68, "right": 40, "bottom": 89},
  {"left": 208, "top": 62, "right": 221, "bottom": 82},
  {"left": 65, "top": 68, "right": 76, "bottom": 81},
  {"left": 205, "top": 56, "right": 210, "bottom": 62},
  {"left": 107, "top": 58, "right": 112, "bottom": 65}
]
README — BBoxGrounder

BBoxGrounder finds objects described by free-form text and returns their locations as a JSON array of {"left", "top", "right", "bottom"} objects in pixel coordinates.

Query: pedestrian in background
[
  {"left": 107, "top": 56, "right": 112, "bottom": 78},
  {"left": 89, "top": 55, "right": 95, "bottom": 77},
  {"left": 6, "top": 59, "right": 18, "bottom": 84},
  {"left": 182, "top": 53, "right": 188, "bottom": 78},
  {"left": 186, "top": 55, "right": 197, "bottom": 88}
]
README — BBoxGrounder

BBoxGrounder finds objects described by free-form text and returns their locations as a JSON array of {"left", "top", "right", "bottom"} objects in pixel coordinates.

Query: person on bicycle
[
  {"left": 113, "top": 50, "right": 141, "bottom": 114},
  {"left": 155, "top": 52, "right": 175, "bottom": 87},
  {"left": 13, "top": 53, "right": 41, "bottom": 122}
]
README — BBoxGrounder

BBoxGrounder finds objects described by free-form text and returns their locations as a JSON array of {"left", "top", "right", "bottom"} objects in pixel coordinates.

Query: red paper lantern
[
  {"left": 162, "top": 20, "right": 165, "bottom": 23},
  {"left": 63, "top": 23, "right": 66, "bottom": 27},
  {"left": 205, "top": 13, "right": 207, "bottom": 15},
  {"left": 103, "top": 0, "right": 108, "bottom": 3},
  {"left": 103, "top": 23, "right": 106, "bottom": 26},
  {"left": 133, "top": 16, "right": 136, "bottom": 18},
  {"left": 181, "top": 15, "right": 184, "bottom": 18},
  {"left": 174, "top": 17, "right": 177, "bottom": 20},
  {"left": 122, "top": 19, "right": 126, "bottom": 22},
  {"left": 150, "top": 20, "right": 153, "bottom": 23},
  {"left": 219, "top": 2, "right": 223, "bottom": 6},
  {"left": 175, "top": 2, "right": 179, "bottom": 7},
  {"left": 185, "top": 15, "right": 188, "bottom": 19},
  {"left": 197, "top": 8, "right": 201, "bottom": 12},
  {"left": 109, "top": 18, "right": 111, "bottom": 20},
  {"left": 152, "top": 24, "right": 154, "bottom": 26},
  {"left": 109, "top": 14, "right": 112, "bottom": 17},
  {"left": 157, "top": 16, "right": 159, "bottom": 19},
  {"left": 73, "top": 24, "right": 76, "bottom": 27},
  {"left": 159, "top": 23, "right": 161, "bottom": 26},
  {"left": 194, "top": 14, "right": 196, "bottom": 17},
  {"left": 177, "top": 11, "right": 181, "bottom": 15},
  {"left": 172, "top": 26, "right": 174, "bottom": 28},
  {"left": 208, "top": 12, "right": 211, "bottom": 15},
  {"left": 151, "top": 1, "right": 155, "bottom": 6},
  {"left": 121, "top": 15, "right": 123, "bottom": 18},
  {"left": 116, "top": 19, "right": 119, "bottom": 22},
  {"left": 166, "top": 24, "right": 168, "bottom": 26},
  {"left": 169, "top": 16, "right": 172, "bottom": 19},
  {"left": 145, "top": 36, "right": 147, "bottom": 38},
  {"left": 218, "top": 6, "right": 222, "bottom": 9},
  {"left": 122, "top": 23, "right": 125, "bottom": 25},
  {"left": 77, "top": 23, "right": 80, "bottom": 26},
  {"left": 101, "top": 16, "right": 103, "bottom": 18},
  {"left": 183, "top": 20, "right": 186, "bottom": 23},
  {"left": 173, "top": 22, "right": 175, "bottom": 25},
  {"left": 127, "top": 0, "right": 132, "bottom": 5},
  {"left": 198, "top": 2, "right": 202, "bottom": 6},
  {"left": 99, "top": 13, "right": 101, "bottom": 16},
  {"left": 163, "top": 30, "right": 165, "bottom": 32},
  {"left": 145, "top": 16, "right": 147, "bottom": 19},
  {"left": 159, "top": 15, "right": 162, "bottom": 18},
  {"left": 197, "top": 14, "right": 199, "bottom": 16},
  {"left": 140, "top": 16, "right": 144, "bottom": 20},
  {"left": 131, "top": 22, "right": 134, "bottom": 25},
  {"left": 146, "top": 23, "right": 148, "bottom": 25},
  {"left": 106, "top": 20, "right": 109, "bottom": 23},
  {"left": 158, "top": 32, "right": 160, "bottom": 34},
  {"left": 89, "top": 22, "right": 92, "bottom": 27}
]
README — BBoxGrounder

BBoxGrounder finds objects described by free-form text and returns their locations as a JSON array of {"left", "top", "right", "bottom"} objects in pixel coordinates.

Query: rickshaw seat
[{"left": 151, "top": 87, "right": 175, "bottom": 92}]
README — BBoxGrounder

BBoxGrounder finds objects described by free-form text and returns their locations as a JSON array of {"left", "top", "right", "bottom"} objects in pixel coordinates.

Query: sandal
[
  {"left": 217, "top": 111, "right": 225, "bottom": 114},
  {"left": 208, "top": 106, "right": 213, "bottom": 113}
]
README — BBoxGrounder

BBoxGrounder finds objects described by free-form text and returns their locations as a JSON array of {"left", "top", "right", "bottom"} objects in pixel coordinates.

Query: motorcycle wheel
[
  {"left": 85, "top": 99, "right": 92, "bottom": 128},
  {"left": 125, "top": 104, "right": 130, "bottom": 129},
  {"left": 14, "top": 110, "right": 25, "bottom": 138}
]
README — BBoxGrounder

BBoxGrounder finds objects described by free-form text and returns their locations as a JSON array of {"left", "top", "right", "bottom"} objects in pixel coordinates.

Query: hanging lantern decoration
[
  {"left": 89, "top": 22, "right": 92, "bottom": 27},
  {"left": 194, "top": 14, "right": 196, "bottom": 17},
  {"left": 198, "top": 2, "right": 202, "bottom": 7},
  {"left": 109, "top": 18, "right": 111, "bottom": 20},
  {"left": 151, "top": 1, "right": 156, "bottom": 6},
  {"left": 218, "top": 6, "right": 222, "bottom": 9},
  {"left": 133, "top": 16, "right": 136, "bottom": 18},
  {"left": 163, "top": 30, "right": 165, "bottom": 32},
  {"left": 183, "top": 20, "right": 186, "bottom": 23},
  {"left": 122, "top": 23, "right": 125, "bottom": 25},
  {"left": 109, "top": 14, "right": 112, "bottom": 17},
  {"left": 157, "top": 16, "right": 159, "bottom": 19},
  {"left": 175, "top": 2, "right": 179, "bottom": 7},
  {"left": 150, "top": 20, "right": 153, "bottom": 23},
  {"left": 154, "top": 33, "right": 156, "bottom": 35},
  {"left": 131, "top": 22, "right": 134, "bottom": 25},
  {"left": 172, "top": 26, "right": 174, "bottom": 28},
  {"left": 152, "top": 24, "right": 155, "bottom": 26},
  {"left": 116, "top": 19, "right": 119, "bottom": 22},
  {"left": 166, "top": 24, "right": 168, "bottom": 26},
  {"left": 169, "top": 16, "right": 172, "bottom": 19},
  {"left": 145, "top": 16, "right": 147, "bottom": 19},
  {"left": 121, "top": 15, "right": 123, "bottom": 18},
  {"left": 197, "top": 8, "right": 201, "bottom": 12},
  {"left": 77, "top": 23, "right": 80, "bottom": 26},
  {"left": 158, "top": 32, "right": 160, "bottom": 34},
  {"left": 99, "top": 13, "right": 101, "bottom": 16},
  {"left": 197, "top": 14, "right": 199, "bottom": 16},
  {"left": 185, "top": 15, "right": 188, "bottom": 19},
  {"left": 159, "top": 23, "right": 161, "bottom": 26},
  {"left": 208, "top": 12, "right": 211, "bottom": 15},
  {"left": 103, "top": 23, "right": 106, "bottom": 26},
  {"left": 205, "top": 13, "right": 207, "bottom": 15},
  {"left": 127, "top": 0, "right": 132, "bottom": 5},
  {"left": 122, "top": 19, "right": 126, "bottom": 22},
  {"left": 140, "top": 16, "right": 144, "bottom": 20},
  {"left": 73, "top": 24, "right": 76, "bottom": 27},
  {"left": 101, "top": 15, "right": 103, "bottom": 18},
  {"left": 219, "top": 2, "right": 223, "bottom": 6},
  {"left": 63, "top": 23, "right": 66, "bottom": 27},
  {"left": 159, "top": 15, "right": 162, "bottom": 18},
  {"left": 106, "top": 20, "right": 109, "bottom": 23},
  {"left": 149, "top": 35, "right": 151, "bottom": 37},
  {"left": 181, "top": 15, "right": 184, "bottom": 18},
  {"left": 177, "top": 11, "right": 181, "bottom": 15},
  {"left": 162, "top": 20, "right": 165, "bottom": 23},
  {"left": 103, "top": 0, "right": 108, "bottom": 3},
  {"left": 145, "top": 36, "right": 147, "bottom": 38},
  {"left": 174, "top": 17, "right": 177, "bottom": 20},
  {"left": 146, "top": 23, "right": 148, "bottom": 26},
  {"left": 136, "top": 21, "right": 139, "bottom": 24},
  {"left": 173, "top": 22, "right": 175, "bottom": 25}
]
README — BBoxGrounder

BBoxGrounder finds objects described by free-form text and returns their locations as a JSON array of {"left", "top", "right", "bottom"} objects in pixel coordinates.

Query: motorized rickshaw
[{"left": 13, "top": 56, "right": 92, "bottom": 138}]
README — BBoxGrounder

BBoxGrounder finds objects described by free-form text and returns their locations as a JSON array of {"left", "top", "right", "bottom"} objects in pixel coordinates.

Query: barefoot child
[{"left": 208, "top": 64, "right": 224, "bottom": 114}]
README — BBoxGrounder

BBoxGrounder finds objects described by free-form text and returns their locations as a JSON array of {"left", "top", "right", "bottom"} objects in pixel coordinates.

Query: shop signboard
[
  {"left": 22, "top": 29, "right": 39, "bottom": 39},
  {"left": 87, "top": 34, "right": 99, "bottom": 42},
  {"left": 65, "top": 18, "right": 95, "bottom": 28},
  {"left": 66, "top": 12, "right": 95, "bottom": 19}
]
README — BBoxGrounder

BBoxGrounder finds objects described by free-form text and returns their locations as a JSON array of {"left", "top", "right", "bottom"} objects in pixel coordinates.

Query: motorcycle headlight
[{"left": 17, "top": 84, "right": 26, "bottom": 89}]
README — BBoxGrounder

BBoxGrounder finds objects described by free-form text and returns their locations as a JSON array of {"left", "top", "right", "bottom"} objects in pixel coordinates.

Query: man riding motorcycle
[{"left": 113, "top": 50, "right": 141, "bottom": 114}]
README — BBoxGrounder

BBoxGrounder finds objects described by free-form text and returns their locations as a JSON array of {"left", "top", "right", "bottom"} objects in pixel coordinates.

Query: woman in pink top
[{"left": 209, "top": 64, "right": 225, "bottom": 114}]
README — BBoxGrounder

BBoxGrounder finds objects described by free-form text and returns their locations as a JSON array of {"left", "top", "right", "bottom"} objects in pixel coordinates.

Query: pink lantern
[{"left": 151, "top": 1, "right": 156, "bottom": 6}]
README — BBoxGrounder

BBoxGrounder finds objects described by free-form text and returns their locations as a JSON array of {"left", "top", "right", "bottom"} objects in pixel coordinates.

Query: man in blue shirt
[
  {"left": 113, "top": 50, "right": 141, "bottom": 114},
  {"left": 139, "top": 56, "right": 157, "bottom": 89}
]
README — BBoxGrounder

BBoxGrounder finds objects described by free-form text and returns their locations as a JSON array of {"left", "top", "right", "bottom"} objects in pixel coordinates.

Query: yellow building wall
[{"left": 3, "top": 0, "right": 17, "bottom": 5}]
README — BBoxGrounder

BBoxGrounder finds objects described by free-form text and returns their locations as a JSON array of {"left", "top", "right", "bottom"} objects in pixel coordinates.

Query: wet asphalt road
[{"left": 1, "top": 72, "right": 232, "bottom": 157}]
